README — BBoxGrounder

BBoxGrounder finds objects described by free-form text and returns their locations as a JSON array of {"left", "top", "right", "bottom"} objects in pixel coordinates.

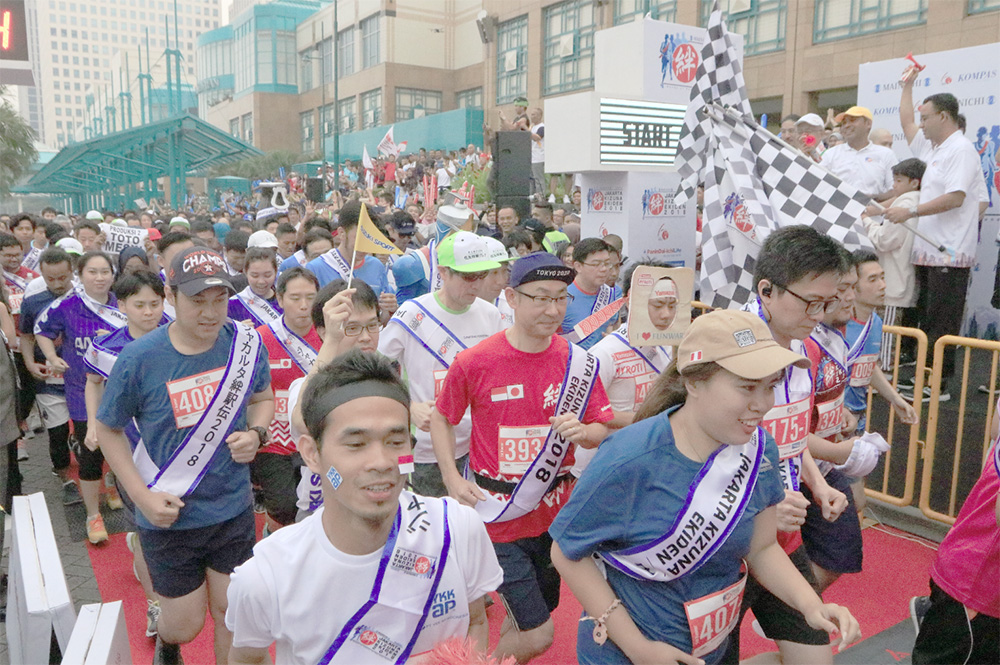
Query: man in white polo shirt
[
  {"left": 821, "top": 106, "right": 896, "bottom": 200},
  {"left": 379, "top": 232, "right": 503, "bottom": 497}
]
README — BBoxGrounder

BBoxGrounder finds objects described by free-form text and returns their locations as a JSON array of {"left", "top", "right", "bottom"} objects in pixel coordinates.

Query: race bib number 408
[
  {"left": 166, "top": 368, "right": 225, "bottom": 428},
  {"left": 498, "top": 425, "right": 550, "bottom": 475}
]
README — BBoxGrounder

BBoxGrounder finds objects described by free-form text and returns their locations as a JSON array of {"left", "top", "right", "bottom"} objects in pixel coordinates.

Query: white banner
[
  {"left": 857, "top": 45, "right": 1000, "bottom": 337},
  {"left": 99, "top": 223, "right": 148, "bottom": 258}
]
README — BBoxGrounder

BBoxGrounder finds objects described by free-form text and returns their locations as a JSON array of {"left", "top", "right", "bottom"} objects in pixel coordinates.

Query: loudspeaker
[
  {"left": 494, "top": 196, "right": 531, "bottom": 223},
  {"left": 490, "top": 131, "right": 531, "bottom": 197},
  {"left": 306, "top": 177, "right": 324, "bottom": 203}
]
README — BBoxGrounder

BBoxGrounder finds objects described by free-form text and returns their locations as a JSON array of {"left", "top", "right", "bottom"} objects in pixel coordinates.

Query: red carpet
[{"left": 87, "top": 520, "right": 938, "bottom": 663}]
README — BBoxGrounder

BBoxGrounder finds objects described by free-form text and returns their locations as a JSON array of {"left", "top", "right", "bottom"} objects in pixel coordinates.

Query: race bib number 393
[
  {"left": 498, "top": 425, "right": 550, "bottom": 475},
  {"left": 166, "top": 368, "right": 225, "bottom": 429}
]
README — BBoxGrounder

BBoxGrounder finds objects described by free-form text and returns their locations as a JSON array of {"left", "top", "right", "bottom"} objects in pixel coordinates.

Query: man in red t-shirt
[
  {"left": 433, "top": 252, "right": 612, "bottom": 663},
  {"left": 1, "top": 232, "right": 39, "bottom": 328},
  {"left": 253, "top": 267, "right": 322, "bottom": 528}
]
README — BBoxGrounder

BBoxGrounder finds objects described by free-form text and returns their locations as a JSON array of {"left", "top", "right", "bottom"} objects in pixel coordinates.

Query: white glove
[{"left": 833, "top": 432, "right": 890, "bottom": 479}]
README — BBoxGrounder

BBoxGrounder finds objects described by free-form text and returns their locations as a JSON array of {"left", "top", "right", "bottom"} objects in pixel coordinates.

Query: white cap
[
  {"left": 57, "top": 237, "right": 84, "bottom": 255},
  {"left": 247, "top": 230, "right": 279, "bottom": 249},
  {"left": 85, "top": 210, "right": 103, "bottom": 220},
  {"left": 111, "top": 218, "right": 127, "bottom": 227},
  {"left": 437, "top": 231, "right": 501, "bottom": 273},
  {"left": 483, "top": 236, "right": 512, "bottom": 263},
  {"left": 169, "top": 216, "right": 190, "bottom": 228},
  {"left": 796, "top": 113, "right": 824, "bottom": 128}
]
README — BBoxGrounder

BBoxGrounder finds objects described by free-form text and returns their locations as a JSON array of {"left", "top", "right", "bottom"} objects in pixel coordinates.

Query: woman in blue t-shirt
[{"left": 549, "top": 310, "right": 861, "bottom": 665}]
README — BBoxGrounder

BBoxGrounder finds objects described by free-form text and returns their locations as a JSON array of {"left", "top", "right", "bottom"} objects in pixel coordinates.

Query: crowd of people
[{"left": 0, "top": 66, "right": 996, "bottom": 665}]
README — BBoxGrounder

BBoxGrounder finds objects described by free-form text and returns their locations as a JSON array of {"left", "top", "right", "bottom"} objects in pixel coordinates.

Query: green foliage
[
  {"left": 0, "top": 87, "right": 39, "bottom": 197},
  {"left": 453, "top": 163, "right": 492, "bottom": 204},
  {"left": 208, "top": 150, "right": 318, "bottom": 179}
]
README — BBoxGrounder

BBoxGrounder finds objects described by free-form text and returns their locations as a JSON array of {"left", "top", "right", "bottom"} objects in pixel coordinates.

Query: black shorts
[
  {"left": 139, "top": 507, "right": 256, "bottom": 599},
  {"left": 494, "top": 531, "right": 561, "bottom": 632},
  {"left": 913, "top": 579, "right": 1000, "bottom": 665},
  {"left": 250, "top": 451, "right": 298, "bottom": 525},
  {"left": 800, "top": 468, "right": 863, "bottom": 574}
]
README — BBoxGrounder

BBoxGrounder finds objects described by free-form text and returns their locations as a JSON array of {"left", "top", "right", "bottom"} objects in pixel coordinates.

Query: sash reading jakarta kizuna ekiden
[
  {"left": 611, "top": 329, "right": 670, "bottom": 375},
  {"left": 21, "top": 245, "right": 42, "bottom": 272},
  {"left": 387, "top": 299, "right": 467, "bottom": 368},
  {"left": 315, "top": 491, "right": 452, "bottom": 665},
  {"left": 266, "top": 317, "right": 317, "bottom": 374},
  {"left": 565, "top": 284, "right": 624, "bottom": 344},
  {"left": 322, "top": 248, "right": 353, "bottom": 280},
  {"left": 132, "top": 323, "right": 261, "bottom": 497},
  {"left": 235, "top": 286, "right": 281, "bottom": 326},
  {"left": 79, "top": 290, "right": 129, "bottom": 330},
  {"left": 601, "top": 428, "right": 763, "bottom": 582},
  {"left": 467, "top": 343, "right": 598, "bottom": 523}
]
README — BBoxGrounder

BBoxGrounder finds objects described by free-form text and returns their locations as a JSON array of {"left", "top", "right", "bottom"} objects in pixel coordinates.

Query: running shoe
[
  {"left": 126, "top": 531, "right": 141, "bottom": 581},
  {"left": 909, "top": 595, "right": 931, "bottom": 635},
  {"left": 979, "top": 384, "right": 998, "bottom": 395},
  {"left": 62, "top": 480, "right": 83, "bottom": 506},
  {"left": 146, "top": 599, "right": 161, "bottom": 637},
  {"left": 87, "top": 514, "right": 108, "bottom": 544},
  {"left": 106, "top": 489, "right": 124, "bottom": 510}
]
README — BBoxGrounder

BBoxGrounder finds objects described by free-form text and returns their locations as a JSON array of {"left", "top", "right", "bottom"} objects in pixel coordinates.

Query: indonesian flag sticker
[{"left": 398, "top": 454, "right": 415, "bottom": 475}]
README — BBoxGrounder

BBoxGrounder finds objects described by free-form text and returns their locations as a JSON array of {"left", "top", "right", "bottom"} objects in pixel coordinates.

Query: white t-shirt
[
  {"left": 226, "top": 498, "right": 503, "bottom": 665},
  {"left": 862, "top": 190, "right": 918, "bottom": 307},
  {"left": 493, "top": 296, "right": 514, "bottom": 330},
  {"left": 913, "top": 131, "right": 982, "bottom": 268},
  {"left": 378, "top": 294, "right": 502, "bottom": 463},
  {"left": 820, "top": 142, "right": 896, "bottom": 197},
  {"left": 435, "top": 167, "right": 452, "bottom": 190},
  {"left": 530, "top": 122, "right": 545, "bottom": 164}
]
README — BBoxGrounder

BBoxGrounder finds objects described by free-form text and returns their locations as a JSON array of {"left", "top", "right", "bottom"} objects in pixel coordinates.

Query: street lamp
[
  {"left": 302, "top": 5, "right": 340, "bottom": 203},
  {"left": 301, "top": 49, "right": 326, "bottom": 201}
]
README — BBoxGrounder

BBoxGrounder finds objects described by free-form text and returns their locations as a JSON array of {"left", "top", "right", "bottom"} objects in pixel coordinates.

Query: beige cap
[{"left": 677, "top": 310, "right": 810, "bottom": 380}]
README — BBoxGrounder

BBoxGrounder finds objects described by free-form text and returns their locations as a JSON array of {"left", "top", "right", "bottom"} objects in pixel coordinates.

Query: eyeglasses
[
  {"left": 456, "top": 270, "right": 490, "bottom": 282},
  {"left": 775, "top": 284, "right": 840, "bottom": 316},
  {"left": 343, "top": 321, "right": 381, "bottom": 336},
  {"left": 581, "top": 260, "right": 615, "bottom": 269},
  {"left": 514, "top": 290, "right": 573, "bottom": 306}
]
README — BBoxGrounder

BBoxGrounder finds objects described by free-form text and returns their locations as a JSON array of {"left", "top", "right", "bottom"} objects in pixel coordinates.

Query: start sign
[{"left": 599, "top": 98, "right": 686, "bottom": 166}]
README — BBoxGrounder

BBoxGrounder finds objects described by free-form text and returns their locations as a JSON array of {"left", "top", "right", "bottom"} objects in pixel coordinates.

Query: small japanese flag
[
  {"left": 398, "top": 454, "right": 415, "bottom": 475},
  {"left": 490, "top": 384, "right": 525, "bottom": 402}
]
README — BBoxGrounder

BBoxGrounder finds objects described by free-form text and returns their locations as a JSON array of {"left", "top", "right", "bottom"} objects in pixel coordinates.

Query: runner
[
  {"left": 379, "top": 232, "right": 502, "bottom": 497},
  {"left": 431, "top": 251, "right": 613, "bottom": 663},
  {"left": 252, "top": 267, "right": 321, "bottom": 529},
  {"left": 563, "top": 238, "right": 623, "bottom": 350},
  {"left": 34, "top": 250, "right": 127, "bottom": 542},
  {"left": 228, "top": 247, "right": 283, "bottom": 327},
  {"left": 1, "top": 232, "right": 39, "bottom": 328},
  {"left": 226, "top": 349, "right": 503, "bottom": 664},
  {"left": 83, "top": 269, "right": 166, "bottom": 635},
  {"left": 480, "top": 236, "right": 515, "bottom": 329},
  {"left": 10, "top": 214, "right": 44, "bottom": 272},
  {"left": 95, "top": 246, "right": 273, "bottom": 663},
  {"left": 306, "top": 201, "right": 393, "bottom": 295},
  {"left": 391, "top": 196, "right": 474, "bottom": 304},
  {"left": 550, "top": 310, "right": 861, "bottom": 665}
]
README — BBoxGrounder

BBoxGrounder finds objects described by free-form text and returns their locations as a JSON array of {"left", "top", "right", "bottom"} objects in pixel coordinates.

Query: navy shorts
[
  {"left": 139, "top": 507, "right": 256, "bottom": 598},
  {"left": 494, "top": 531, "right": 561, "bottom": 632},
  {"left": 800, "top": 468, "right": 863, "bottom": 574}
]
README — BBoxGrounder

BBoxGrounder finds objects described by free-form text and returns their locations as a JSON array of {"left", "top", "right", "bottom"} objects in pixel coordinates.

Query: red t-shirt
[
  {"left": 384, "top": 162, "right": 397, "bottom": 182},
  {"left": 4, "top": 265, "right": 38, "bottom": 326},
  {"left": 436, "top": 332, "right": 613, "bottom": 543},
  {"left": 256, "top": 322, "right": 322, "bottom": 455},
  {"left": 803, "top": 334, "right": 849, "bottom": 438}
]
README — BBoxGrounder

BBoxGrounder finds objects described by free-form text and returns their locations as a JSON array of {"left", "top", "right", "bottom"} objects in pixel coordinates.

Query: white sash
[
  {"left": 79, "top": 291, "right": 128, "bottom": 330},
  {"left": 135, "top": 324, "right": 261, "bottom": 497},
  {"left": 601, "top": 429, "right": 764, "bottom": 582},
  {"left": 321, "top": 248, "right": 352, "bottom": 279},
  {"left": 235, "top": 287, "right": 281, "bottom": 326},
  {"left": 593, "top": 284, "right": 612, "bottom": 314},
  {"left": 847, "top": 314, "right": 875, "bottom": 366},
  {"left": 386, "top": 300, "right": 466, "bottom": 369},
  {"left": 293, "top": 249, "right": 307, "bottom": 266},
  {"left": 3, "top": 270, "right": 28, "bottom": 292},
  {"left": 266, "top": 317, "right": 317, "bottom": 374},
  {"left": 429, "top": 240, "right": 442, "bottom": 292},
  {"left": 611, "top": 328, "right": 669, "bottom": 375},
  {"left": 317, "top": 491, "right": 451, "bottom": 665},
  {"left": 84, "top": 339, "right": 120, "bottom": 378},
  {"left": 468, "top": 344, "right": 598, "bottom": 523},
  {"left": 21, "top": 245, "right": 42, "bottom": 272}
]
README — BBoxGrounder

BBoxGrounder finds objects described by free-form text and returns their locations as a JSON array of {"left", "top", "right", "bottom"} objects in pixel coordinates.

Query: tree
[
  {"left": 0, "top": 87, "right": 39, "bottom": 197},
  {"left": 208, "top": 150, "right": 315, "bottom": 179}
]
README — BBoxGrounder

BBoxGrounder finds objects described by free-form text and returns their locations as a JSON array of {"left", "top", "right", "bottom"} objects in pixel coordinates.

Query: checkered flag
[{"left": 675, "top": 0, "right": 751, "bottom": 206}]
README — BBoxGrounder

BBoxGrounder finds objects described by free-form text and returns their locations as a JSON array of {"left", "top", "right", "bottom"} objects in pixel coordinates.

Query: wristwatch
[{"left": 249, "top": 426, "right": 270, "bottom": 448}]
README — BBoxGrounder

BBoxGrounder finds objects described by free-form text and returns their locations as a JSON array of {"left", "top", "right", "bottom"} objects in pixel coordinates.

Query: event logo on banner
[
  {"left": 587, "top": 187, "right": 624, "bottom": 213},
  {"left": 641, "top": 187, "right": 683, "bottom": 218},
  {"left": 656, "top": 31, "right": 698, "bottom": 87}
]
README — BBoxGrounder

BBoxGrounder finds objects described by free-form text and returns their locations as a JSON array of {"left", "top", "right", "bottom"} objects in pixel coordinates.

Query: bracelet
[{"left": 580, "top": 598, "right": 623, "bottom": 646}]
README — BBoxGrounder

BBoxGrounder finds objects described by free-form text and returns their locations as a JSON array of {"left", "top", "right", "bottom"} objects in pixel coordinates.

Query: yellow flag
[{"left": 354, "top": 202, "right": 403, "bottom": 256}]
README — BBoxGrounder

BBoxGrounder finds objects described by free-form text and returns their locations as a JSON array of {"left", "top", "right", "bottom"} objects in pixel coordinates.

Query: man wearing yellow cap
[{"left": 821, "top": 106, "right": 896, "bottom": 200}]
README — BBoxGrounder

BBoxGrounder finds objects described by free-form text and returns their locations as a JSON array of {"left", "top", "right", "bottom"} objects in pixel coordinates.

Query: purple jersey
[
  {"left": 84, "top": 326, "right": 141, "bottom": 447},
  {"left": 35, "top": 292, "right": 124, "bottom": 420}
]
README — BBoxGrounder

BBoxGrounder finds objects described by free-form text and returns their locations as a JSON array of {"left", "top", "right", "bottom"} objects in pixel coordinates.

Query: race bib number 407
[
  {"left": 166, "top": 368, "right": 225, "bottom": 428},
  {"left": 498, "top": 425, "right": 550, "bottom": 475},
  {"left": 684, "top": 568, "right": 747, "bottom": 658}
]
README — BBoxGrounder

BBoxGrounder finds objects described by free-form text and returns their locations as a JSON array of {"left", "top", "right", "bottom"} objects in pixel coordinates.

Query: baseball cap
[
  {"left": 796, "top": 113, "right": 824, "bottom": 128},
  {"left": 509, "top": 252, "right": 575, "bottom": 288},
  {"left": 834, "top": 106, "right": 873, "bottom": 123},
  {"left": 56, "top": 237, "right": 84, "bottom": 255},
  {"left": 111, "top": 218, "right": 127, "bottom": 227},
  {"left": 247, "top": 230, "right": 279, "bottom": 249},
  {"left": 85, "top": 210, "right": 103, "bottom": 221},
  {"left": 392, "top": 215, "right": 416, "bottom": 236},
  {"left": 437, "top": 231, "right": 501, "bottom": 273},
  {"left": 513, "top": 96, "right": 529, "bottom": 108},
  {"left": 521, "top": 218, "right": 547, "bottom": 235},
  {"left": 483, "top": 236, "right": 513, "bottom": 263},
  {"left": 146, "top": 228, "right": 162, "bottom": 241},
  {"left": 169, "top": 216, "right": 190, "bottom": 229},
  {"left": 677, "top": 310, "right": 810, "bottom": 380},
  {"left": 168, "top": 246, "right": 235, "bottom": 297}
]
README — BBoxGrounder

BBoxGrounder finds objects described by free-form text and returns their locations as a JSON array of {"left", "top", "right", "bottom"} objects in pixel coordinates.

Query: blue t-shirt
[
  {"left": 85, "top": 326, "right": 142, "bottom": 448},
  {"left": 19, "top": 288, "right": 66, "bottom": 396},
  {"left": 389, "top": 249, "right": 430, "bottom": 305},
  {"left": 844, "top": 313, "right": 883, "bottom": 414},
  {"left": 96, "top": 322, "right": 271, "bottom": 530},
  {"left": 549, "top": 407, "right": 784, "bottom": 665},
  {"left": 305, "top": 248, "right": 393, "bottom": 295},
  {"left": 35, "top": 292, "right": 123, "bottom": 420},
  {"left": 562, "top": 282, "right": 622, "bottom": 350},
  {"left": 278, "top": 253, "right": 302, "bottom": 274},
  {"left": 227, "top": 292, "right": 282, "bottom": 326}
]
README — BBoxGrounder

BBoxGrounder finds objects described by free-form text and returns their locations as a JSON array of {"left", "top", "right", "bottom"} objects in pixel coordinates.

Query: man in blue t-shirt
[
  {"left": 305, "top": 200, "right": 393, "bottom": 296},
  {"left": 562, "top": 238, "right": 622, "bottom": 349},
  {"left": 96, "top": 246, "right": 273, "bottom": 662}
]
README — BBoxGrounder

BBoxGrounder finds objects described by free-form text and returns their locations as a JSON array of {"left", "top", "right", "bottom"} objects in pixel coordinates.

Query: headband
[
  {"left": 651, "top": 278, "right": 678, "bottom": 300},
  {"left": 303, "top": 379, "right": 411, "bottom": 437}
]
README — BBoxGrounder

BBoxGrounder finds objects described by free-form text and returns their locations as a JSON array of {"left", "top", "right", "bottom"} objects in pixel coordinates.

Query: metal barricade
[
  {"left": 691, "top": 300, "right": 714, "bottom": 317},
  {"left": 919, "top": 335, "right": 1000, "bottom": 524}
]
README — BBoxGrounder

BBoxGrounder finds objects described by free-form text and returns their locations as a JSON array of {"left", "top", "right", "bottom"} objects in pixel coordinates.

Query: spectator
[{"left": 822, "top": 106, "right": 896, "bottom": 200}]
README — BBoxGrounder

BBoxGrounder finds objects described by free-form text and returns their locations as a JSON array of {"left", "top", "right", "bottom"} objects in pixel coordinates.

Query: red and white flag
[
  {"left": 377, "top": 126, "right": 397, "bottom": 157},
  {"left": 490, "top": 384, "right": 524, "bottom": 402},
  {"left": 397, "top": 454, "right": 415, "bottom": 475},
  {"left": 362, "top": 144, "right": 374, "bottom": 170}
]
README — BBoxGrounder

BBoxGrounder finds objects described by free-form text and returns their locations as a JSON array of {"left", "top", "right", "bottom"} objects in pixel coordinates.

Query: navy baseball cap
[
  {"left": 169, "top": 246, "right": 235, "bottom": 296},
  {"left": 509, "top": 251, "right": 575, "bottom": 288},
  {"left": 392, "top": 215, "right": 416, "bottom": 236}
]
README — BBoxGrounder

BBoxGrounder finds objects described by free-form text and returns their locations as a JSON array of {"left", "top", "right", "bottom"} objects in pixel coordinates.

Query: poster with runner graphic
[{"left": 627, "top": 266, "right": 694, "bottom": 346}]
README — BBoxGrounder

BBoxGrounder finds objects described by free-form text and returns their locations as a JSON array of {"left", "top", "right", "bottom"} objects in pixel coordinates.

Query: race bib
[
  {"left": 814, "top": 393, "right": 845, "bottom": 439},
  {"left": 634, "top": 372, "right": 656, "bottom": 407},
  {"left": 850, "top": 354, "right": 878, "bottom": 387},
  {"left": 433, "top": 369, "right": 448, "bottom": 398},
  {"left": 762, "top": 397, "right": 810, "bottom": 460},
  {"left": 684, "top": 566, "right": 747, "bottom": 658},
  {"left": 274, "top": 389, "right": 289, "bottom": 423},
  {"left": 8, "top": 292, "right": 22, "bottom": 315},
  {"left": 166, "top": 368, "right": 225, "bottom": 428},
  {"left": 498, "top": 425, "right": 550, "bottom": 475}
]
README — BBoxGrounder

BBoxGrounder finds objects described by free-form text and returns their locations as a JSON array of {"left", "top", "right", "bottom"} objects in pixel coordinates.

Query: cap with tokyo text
[
  {"left": 169, "top": 246, "right": 235, "bottom": 297},
  {"left": 509, "top": 251, "right": 575, "bottom": 288},
  {"left": 677, "top": 310, "right": 810, "bottom": 380}
]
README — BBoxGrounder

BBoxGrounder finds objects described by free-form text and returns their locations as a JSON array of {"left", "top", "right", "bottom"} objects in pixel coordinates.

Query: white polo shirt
[
  {"left": 820, "top": 141, "right": 896, "bottom": 197},
  {"left": 913, "top": 131, "right": 981, "bottom": 268}
]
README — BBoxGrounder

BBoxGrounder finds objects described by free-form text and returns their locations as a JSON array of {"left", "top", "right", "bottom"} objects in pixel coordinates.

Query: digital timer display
[{"left": 0, "top": 1, "right": 30, "bottom": 63}]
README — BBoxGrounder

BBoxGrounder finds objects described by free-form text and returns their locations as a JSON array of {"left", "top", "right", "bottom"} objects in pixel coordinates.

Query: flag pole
[{"left": 347, "top": 244, "right": 357, "bottom": 288}]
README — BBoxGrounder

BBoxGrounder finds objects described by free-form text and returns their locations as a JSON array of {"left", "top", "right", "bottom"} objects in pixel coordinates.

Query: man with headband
[
  {"left": 432, "top": 252, "right": 613, "bottom": 663},
  {"left": 226, "top": 350, "right": 502, "bottom": 664}
]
